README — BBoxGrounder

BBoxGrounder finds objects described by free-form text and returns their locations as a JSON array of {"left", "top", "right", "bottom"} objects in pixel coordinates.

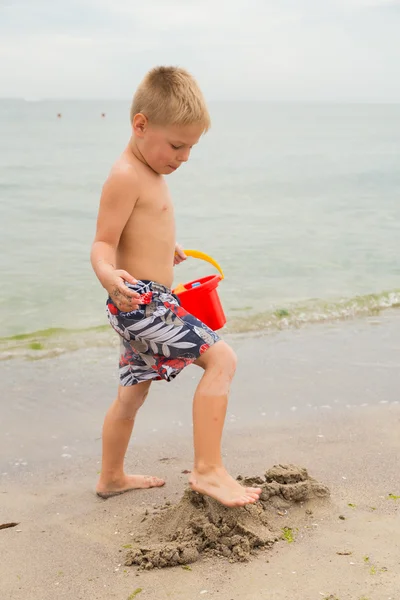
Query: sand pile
[{"left": 125, "top": 464, "right": 329, "bottom": 570}]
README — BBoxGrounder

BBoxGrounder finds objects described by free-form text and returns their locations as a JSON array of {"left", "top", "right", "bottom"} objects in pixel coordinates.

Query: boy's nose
[{"left": 178, "top": 148, "right": 191, "bottom": 162}]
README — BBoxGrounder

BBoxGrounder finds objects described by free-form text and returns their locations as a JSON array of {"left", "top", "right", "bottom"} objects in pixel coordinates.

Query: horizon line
[{"left": 1, "top": 97, "right": 400, "bottom": 105}]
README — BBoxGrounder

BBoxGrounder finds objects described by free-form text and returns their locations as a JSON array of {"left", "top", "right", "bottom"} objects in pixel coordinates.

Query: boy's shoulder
[
  {"left": 99, "top": 160, "right": 140, "bottom": 211},
  {"left": 109, "top": 153, "right": 138, "bottom": 180},
  {"left": 104, "top": 156, "right": 139, "bottom": 191}
]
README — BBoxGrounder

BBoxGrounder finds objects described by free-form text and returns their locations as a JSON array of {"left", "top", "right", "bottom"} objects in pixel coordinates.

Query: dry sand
[{"left": 1, "top": 313, "right": 400, "bottom": 599}]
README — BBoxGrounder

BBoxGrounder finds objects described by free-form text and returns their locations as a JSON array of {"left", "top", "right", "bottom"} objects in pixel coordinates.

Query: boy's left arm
[{"left": 174, "top": 243, "right": 186, "bottom": 266}]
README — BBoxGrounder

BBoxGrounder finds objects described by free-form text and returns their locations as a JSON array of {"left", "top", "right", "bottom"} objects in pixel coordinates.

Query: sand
[
  {"left": 1, "top": 313, "right": 400, "bottom": 599},
  {"left": 124, "top": 465, "right": 330, "bottom": 569}
]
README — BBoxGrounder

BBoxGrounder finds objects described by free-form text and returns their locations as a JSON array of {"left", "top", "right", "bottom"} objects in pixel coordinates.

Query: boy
[{"left": 91, "top": 66, "right": 261, "bottom": 507}]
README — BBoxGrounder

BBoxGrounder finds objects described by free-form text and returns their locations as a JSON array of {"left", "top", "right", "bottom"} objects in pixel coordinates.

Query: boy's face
[{"left": 133, "top": 116, "right": 203, "bottom": 175}]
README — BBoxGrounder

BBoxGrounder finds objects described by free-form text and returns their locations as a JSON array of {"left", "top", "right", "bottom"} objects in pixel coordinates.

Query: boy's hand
[
  {"left": 105, "top": 269, "right": 141, "bottom": 312},
  {"left": 174, "top": 244, "right": 187, "bottom": 266}
]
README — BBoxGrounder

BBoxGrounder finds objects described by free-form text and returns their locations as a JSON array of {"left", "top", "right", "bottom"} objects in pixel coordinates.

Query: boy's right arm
[{"left": 91, "top": 168, "right": 141, "bottom": 312}]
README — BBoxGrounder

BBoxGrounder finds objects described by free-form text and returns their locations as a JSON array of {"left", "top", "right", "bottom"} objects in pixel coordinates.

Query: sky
[{"left": 0, "top": 0, "right": 399, "bottom": 101}]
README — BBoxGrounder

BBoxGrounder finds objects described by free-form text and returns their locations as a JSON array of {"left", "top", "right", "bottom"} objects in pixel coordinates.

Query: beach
[
  {"left": 1, "top": 98, "right": 400, "bottom": 600},
  {"left": 2, "top": 0, "right": 400, "bottom": 596},
  {"left": 1, "top": 312, "right": 400, "bottom": 600}
]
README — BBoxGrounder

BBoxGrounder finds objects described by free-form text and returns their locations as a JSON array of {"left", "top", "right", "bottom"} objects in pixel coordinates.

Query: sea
[{"left": 1, "top": 100, "right": 400, "bottom": 359}]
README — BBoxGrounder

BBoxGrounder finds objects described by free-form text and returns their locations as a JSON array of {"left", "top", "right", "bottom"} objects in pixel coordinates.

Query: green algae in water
[
  {"left": 182, "top": 565, "right": 192, "bottom": 571},
  {"left": 348, "top": 503, "right": 356, "bottom": 508},
  {"left": 274, "top": 308, "right": 290, "bottom": 318},
  {"left": 127, "top": 589, "right": 143, "bottom": 599},
  {"left": 4, "top": 325, "right": 108, "bottom": 342},
  {"left": 7, "top": 328, "right": 66, "bottom": 341},
  {"left": 29, "top": 342, "right": 43, "bottom": 350},
  {"left": 4, "top": 287, "right": 400, "bottom": 361},
  {"left": 1, "top": 323, "right": 113, "bottom": 361},
  {"left": 226, "top": 288, "right": 400, "bottom": 334}
]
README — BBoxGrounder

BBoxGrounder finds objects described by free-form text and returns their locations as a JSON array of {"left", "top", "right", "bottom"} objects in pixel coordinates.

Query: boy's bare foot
[
  {"left": 189, "top": 467, "right": 262, "bottom": 507},
  {"left": 96, "top": 474, "right": 165, "bottom": 499}
]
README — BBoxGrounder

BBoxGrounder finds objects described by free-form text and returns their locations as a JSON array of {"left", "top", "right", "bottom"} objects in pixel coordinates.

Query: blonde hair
[{"left": 130, "top": 66, "right": 211, "bottom": 132}]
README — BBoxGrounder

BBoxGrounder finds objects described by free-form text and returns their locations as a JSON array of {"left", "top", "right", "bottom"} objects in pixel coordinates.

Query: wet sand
[{"left": 1, "top": 313, "right": 400, "bottom": 599}]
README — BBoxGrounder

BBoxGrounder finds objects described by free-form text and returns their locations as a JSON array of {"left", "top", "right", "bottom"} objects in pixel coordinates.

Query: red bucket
[{"left": 173, "top": 250, "right": 226, "bottom": 331}]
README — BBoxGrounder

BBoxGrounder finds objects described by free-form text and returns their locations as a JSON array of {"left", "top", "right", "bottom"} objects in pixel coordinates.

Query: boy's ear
[{"left": 133, "top": 113, "right": 148, "bottom": 137}]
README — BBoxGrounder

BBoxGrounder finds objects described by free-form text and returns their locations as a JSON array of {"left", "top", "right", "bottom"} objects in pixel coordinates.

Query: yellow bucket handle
[{"left": 183, "top": 249, "right": 224, "bottom": 280}]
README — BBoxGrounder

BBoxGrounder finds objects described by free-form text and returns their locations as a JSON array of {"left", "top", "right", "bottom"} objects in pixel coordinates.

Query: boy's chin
[
  {"left": 150, "top": 164, "right": 179, "bottom": 175},
  {"left": 163, "top": 165, "right": 178, "bottom": 175}
]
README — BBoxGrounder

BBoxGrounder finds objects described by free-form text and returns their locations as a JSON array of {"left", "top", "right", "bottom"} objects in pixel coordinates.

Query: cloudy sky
[{"left": 0, "top": 0, "right": 399, "bottom": 101}]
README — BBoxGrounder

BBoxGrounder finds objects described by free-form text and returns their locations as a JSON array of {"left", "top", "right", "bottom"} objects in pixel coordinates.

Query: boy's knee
[
  {"left": 200, "top": 341, "right": 237, "bottom": 378},
  {"left": 116, "top": 383, "right": 150, "bottom": 417},
  {"left": 222, "top": 344, "right": 237, "bottom": 377}
]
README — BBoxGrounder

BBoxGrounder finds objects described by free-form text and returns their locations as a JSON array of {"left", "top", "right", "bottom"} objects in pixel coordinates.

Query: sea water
[{"left": 1, "top": 100, "right": 399, "bottom": 357}]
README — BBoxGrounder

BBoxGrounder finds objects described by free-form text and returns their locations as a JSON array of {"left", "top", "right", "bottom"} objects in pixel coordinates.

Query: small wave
[
  {"left": 1, "top": 289, "right": 400, "bottom": 361},
  {"left": 225, "top": 289, "right": 400, "bottom": 334},
  {"left": 0, "top": 325, "right": 116, "bottom": 362}
]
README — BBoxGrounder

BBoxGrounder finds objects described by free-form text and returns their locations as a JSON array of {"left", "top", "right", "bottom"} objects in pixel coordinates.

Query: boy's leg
[
  {"left": 96, "top": 381, "right": 165, "bottom": 498},
  {"left": 190, "top": 341, "right": 262, "bottom": 507}
]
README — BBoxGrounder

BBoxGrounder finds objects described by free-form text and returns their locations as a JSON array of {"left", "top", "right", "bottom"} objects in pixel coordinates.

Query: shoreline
[
  {"left": 1, "top": 289, "right": 400, "bottom": 361},
  {"left": 2, "top": 311, "right": 400, "bottom": 474}
]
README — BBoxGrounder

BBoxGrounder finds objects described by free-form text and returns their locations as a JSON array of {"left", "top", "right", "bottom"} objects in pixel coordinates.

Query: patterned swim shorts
[{"left": 106, "top": 280, "right": 220, "bottom": 386}]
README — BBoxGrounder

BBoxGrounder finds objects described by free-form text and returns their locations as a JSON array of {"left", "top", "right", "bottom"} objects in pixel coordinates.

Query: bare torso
[{"left": 114, "top": 148, "right": 176, "bottom": 288}]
